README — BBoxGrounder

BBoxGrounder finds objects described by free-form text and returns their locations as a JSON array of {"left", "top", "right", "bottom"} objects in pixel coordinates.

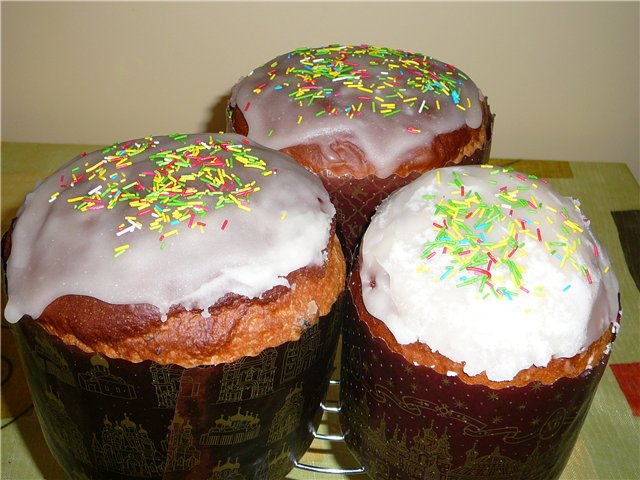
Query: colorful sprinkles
[
  {"left": 245, "top": 44, "right": 473, "bottom": 126},
  {"left": 51, "top": 135, "right": 272, "bottom": 256},
  {"left": 420, "top": 166, "right": 606, "bottom": 299}
]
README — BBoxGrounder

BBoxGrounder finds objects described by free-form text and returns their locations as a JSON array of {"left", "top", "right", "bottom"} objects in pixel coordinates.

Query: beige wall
[{"left": 2, "top": 1, "right": 638, "bottom": 180}]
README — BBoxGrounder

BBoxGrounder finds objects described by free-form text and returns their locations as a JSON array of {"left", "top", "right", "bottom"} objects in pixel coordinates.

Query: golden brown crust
[
  {"left": 349, "top": 262, "right": 612, "bottom": 389},
  {"left": 27, "top": 233, "right": 345, "bottom": 368},
  {"left": 230, "top": 99, "right": 493, "bottom": 179}
]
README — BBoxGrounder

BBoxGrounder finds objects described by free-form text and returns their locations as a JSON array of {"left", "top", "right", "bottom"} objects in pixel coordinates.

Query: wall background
[{"left": 2, "top": 1, "right": 638, "bottom": 180}]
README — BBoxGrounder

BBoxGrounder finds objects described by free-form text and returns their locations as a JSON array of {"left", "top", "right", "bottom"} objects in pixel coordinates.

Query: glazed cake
[
  {"left": 228, "top": 44, "right": 493, "bottom": 260},
  {"left": 356, "top": 165, "right": 620, "bottom": 386},
  {"left": 3, "top": 133, "right": 346, "bottom": 367},
  {"left": 339, "top": 165, "right": 621, "bottom": 479}
]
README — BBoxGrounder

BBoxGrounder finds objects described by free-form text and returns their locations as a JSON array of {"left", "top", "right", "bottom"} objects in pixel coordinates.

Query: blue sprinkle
[
  {"left": 563, "top": 284, "right": 572, "bottom": 292},
  {"left": 440, "top": 267, "right": 454, "bottom": 281}
]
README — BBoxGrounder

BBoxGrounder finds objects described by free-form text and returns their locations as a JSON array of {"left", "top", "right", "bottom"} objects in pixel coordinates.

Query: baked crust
[
  {"left": 4, "top": 225, "right": 346, "bottom": 368},
  {"left": 230, "top": 98, "right": 493, "bottom": 179},
  {"left": 349, "top": 262, "right": 613, "bottom": 389}
]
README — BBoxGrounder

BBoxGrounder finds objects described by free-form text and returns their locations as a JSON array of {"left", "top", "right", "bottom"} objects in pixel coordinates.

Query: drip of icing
[
  {"left": 229, "top": 44, "right": 485, "bottom": 178},
  {"left": 5, "top": 133, "right": 335, "bottom": 323},
  {"left": 360, "top": 165, "right": 619, "bottom": 381}
]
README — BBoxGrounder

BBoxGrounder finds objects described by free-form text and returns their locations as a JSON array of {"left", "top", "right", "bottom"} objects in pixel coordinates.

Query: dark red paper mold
[
  {"left": 340, "top": 280, "right": 611, "bottom": 480},
  {"left": 322, "top": 142, "right": 492, "bottom": 267},
  {"left": 11, "top": 298, "right": 343, "bottom": 480}
]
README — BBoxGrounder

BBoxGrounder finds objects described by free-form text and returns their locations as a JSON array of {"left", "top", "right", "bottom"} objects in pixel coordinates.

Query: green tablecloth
[{"left": 1, "top": 142, "right": 639, "bottom": 479}]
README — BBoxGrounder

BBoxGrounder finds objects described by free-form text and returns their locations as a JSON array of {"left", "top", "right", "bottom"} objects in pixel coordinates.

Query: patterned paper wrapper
[
  {"left": 11, "top": 296, "right": 344, "bottom": 480},
  {"left": 320, "top": 143, "right": 491, "bottom": 267},
  {"left": 340, "top": 279, "right": 612, "bottom": 480}
]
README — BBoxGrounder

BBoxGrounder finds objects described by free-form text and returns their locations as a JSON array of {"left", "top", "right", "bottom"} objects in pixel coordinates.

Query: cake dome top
[
  {"left": 229, "top": 44, "right": 487, "bottom": 178},
  {"left": 5, "top": 133, "right": 335, "bottom": 323},
  {"left": 359, "top": 165, "right": 619, "bottom": 381}
]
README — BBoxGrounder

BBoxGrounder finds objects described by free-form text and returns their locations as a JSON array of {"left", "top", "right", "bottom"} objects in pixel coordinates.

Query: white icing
[
  {"left": 4, "top": 134, "right": 335, "bottom": 323},
  {"left": 360, "top": 165, "right": 619, "bottom": 381},
  {"left": 229, "top": 44, "right": 485, "bottom": 178}
]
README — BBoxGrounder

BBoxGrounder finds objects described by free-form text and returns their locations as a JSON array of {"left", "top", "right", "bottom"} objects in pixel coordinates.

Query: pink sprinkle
[
  {"left": 508, "top": 246, "right": 518, "bottom": 258},
  {"left": 520, "top": 286, "right": 530, "bottom": 293},
  {"left": 499, "top": 186, "right": 507, "bottom": 192},
  {"left": 426, "top": 251, "right": 436, "bottom": 260},
  {"left": 516, "top": 174, "right": 527, "bottom": 182},
  {"left": 536, "top": 228, "right": 543, "bottom": 242},
  {"left": 586, "top": 268, "right": 593, "bottom": 284},
  {"left": 594, "top": 245, "right": 599, "bottom": 257},
  {"left": 461, "top": 186, "right": 465, "bottom": 197},
  {"left": 221, "top": 219, "right": 228, "bottom": 230}
]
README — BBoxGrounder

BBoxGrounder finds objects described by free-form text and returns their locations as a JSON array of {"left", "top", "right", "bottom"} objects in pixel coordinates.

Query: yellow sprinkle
[
  {"left": 114, "top": 244, "right": 130, "bottom": 257},
  {"left": 564, "top": 219, "right": 584, "bottom": 233},
  {"left": 436, "top": 100, "right": 441, "bottom": 110},
  {"left": 456, "top": 104, "right": 467, "bottom": 111},
  {"left": 281, "top": 211, "right": 287, "bottom": 220},
  {"left": 436, "top": 170, "right": 441, "bottom": 184},
  {"left": 297, "top": 115, "right": 303, "bottom": 124}
]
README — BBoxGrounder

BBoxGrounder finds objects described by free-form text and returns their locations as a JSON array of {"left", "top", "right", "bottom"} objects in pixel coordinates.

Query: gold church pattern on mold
[
  {"left": 162, "top": 414, "right": 201, "bottom": 472},
  {"left": 42, "top": 386, "right": 90, "bottom": 464},
  {"left": 268, "top": 384, "right": 304, "bottom": 443},
  {"left": 255, "top": 444, "right": 292, "bottom": 480},
  {"left": 349, "top": 388, "right": 568, "bottom": 480},
  {"left": 208, "top": 458, "right": 247, "bottom": 480},
  {"left": 33, "top": 330, "right": 75, "bottom": 386},
  {"left": 199, "top": 407, "right": 261, "bottom": 446},
  {"left": 366, "top": 381, "right": 544, "bottom": 444},
  {"left": 150, "top": 363, "right": 200, "bottom": 409},
  {"left": 281, "top": 322, "right": 323, "bottom": 383},
  {"left": 217, "top": 349, "right": 277, "bottom": 403},
  {"left": 367, "top": 381, "right": 578, "bottom": 445},
  {"left": 92, "top": 414, "right": 165, "bottom": 477},
  {"left": 78, "top": 355, "right": 136, "bottom": 400}
]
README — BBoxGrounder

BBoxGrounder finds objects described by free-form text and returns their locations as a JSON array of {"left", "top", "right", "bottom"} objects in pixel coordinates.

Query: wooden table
[{"left": 1, "top": 142, "right": 639, "bottom": 479}]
